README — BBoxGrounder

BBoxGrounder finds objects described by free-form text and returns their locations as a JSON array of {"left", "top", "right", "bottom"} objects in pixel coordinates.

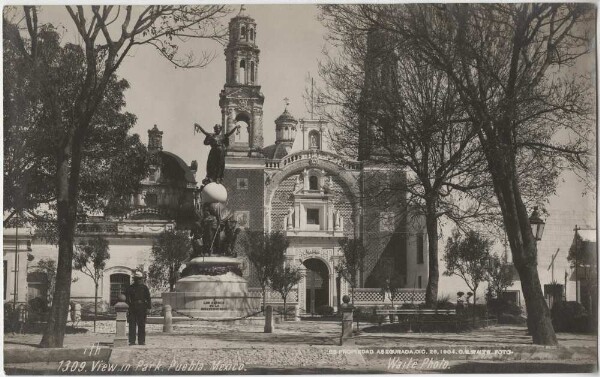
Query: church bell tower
[{"left": 219, "top": 5, "right": 265, "bottom": 157}]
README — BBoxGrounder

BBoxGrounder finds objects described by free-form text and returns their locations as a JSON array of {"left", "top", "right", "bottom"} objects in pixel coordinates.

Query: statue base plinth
[{"left": 162, "top": 257, "right": 260, "bottom": 319}]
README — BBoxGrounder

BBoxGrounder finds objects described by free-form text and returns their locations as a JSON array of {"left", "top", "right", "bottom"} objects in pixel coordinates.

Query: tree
[
  {"left": 319, "top": 3, "right": 594, "bottom": 345},
  {"left": 4, "top": 20, "right": 149, "bottom": 344},
  {"left": 245, "top": 231, "right": 289, "bottom": 309},
  {"left": 148, "top": 230, "right": 191, "bottom": 292},
  {"left": 270, "top": 265, "right": 302, "bottom": 320},
  {"left": 336, "top": 238, "right": 367, "bottom": 303},
  {"left": 318, "top": 12, "right": 497, "bottom": 309},
  {"left": 73, "top": 236, "right": 110, "bottom": 332},
  {"left": 443, "top": 230, "right": 493, "bottom": 306},
  {"left": 4, "top": 5, "right": 228, "bottom": 347},
  {"left": 485, "top": 254, "right": 515, "bottom": 300}
]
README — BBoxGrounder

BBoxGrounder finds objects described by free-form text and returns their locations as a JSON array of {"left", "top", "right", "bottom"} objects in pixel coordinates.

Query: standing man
[{"left": 126, "top": 271, "right": 151, "bottom": 346}]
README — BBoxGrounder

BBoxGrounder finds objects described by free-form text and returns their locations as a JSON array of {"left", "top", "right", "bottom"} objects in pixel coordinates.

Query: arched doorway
[{"left": 303, "top": 258, "right": 329, "bottom": 314}]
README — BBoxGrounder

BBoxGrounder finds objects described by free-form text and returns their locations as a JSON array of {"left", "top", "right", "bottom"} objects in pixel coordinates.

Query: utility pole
[{"left": 547, "top": 248, "right": 560, "bottom": 283}]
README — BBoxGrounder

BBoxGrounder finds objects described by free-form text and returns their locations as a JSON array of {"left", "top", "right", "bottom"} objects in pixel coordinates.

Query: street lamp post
[
  {"left": 526, "top": 206, "right": 546, "bottom": 335},
  {"left": 529, "top": 206, "right": 546, "bottom": 242}
]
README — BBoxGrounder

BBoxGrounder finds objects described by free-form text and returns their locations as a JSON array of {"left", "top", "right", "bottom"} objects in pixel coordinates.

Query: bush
[
  {"left": 487, "top": 297, "right": 522, "bottom": 317},
  {"left": 27, "top": 297, "right": 49, "bottom": 322},
  {"left": 551, "top": 301, "right": 591, "bottom": 333},
  {"left": 457, "top": 304, "right": 488, "bottom": 319},
  {"left": 4, "top": 303, "right": 19, "bottom": 333},
  {"left": 472, "top": 304, "right": 488, "bottom": 318},
  {"left": 436, "top": 296, "right": 456, "bottom": 310},
  {"left": 316, "top": 305, "right": 334, "bottom": 316},
  {"left": 353, "top": 306, "right": 380, "bottom": 323}
]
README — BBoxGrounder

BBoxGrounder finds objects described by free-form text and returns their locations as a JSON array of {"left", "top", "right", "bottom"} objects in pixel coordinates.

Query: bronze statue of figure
[
  {"left": 190, "top": 202, "right": 239, "bottom": 257},
  {"left": 194, "top": 123, "right": 240, "bottom": 184}
]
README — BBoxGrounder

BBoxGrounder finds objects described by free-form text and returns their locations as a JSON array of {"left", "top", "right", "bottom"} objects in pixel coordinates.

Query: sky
[
  {"left": 14, "top": 4, "right": 598, "bottom": 295},
  {"left": 31, "top": 5, "right": 327, "bottom": 171}
]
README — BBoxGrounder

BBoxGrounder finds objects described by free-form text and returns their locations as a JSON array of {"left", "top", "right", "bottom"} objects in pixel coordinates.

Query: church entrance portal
[{"left": 303, "top": 258, "right": 329, "bottom": 315}]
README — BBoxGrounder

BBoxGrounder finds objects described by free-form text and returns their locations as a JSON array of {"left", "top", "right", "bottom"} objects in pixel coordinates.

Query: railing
[
  {"left": 351, "top": 288, "right": 426, "bottom": 305},
  {"left": 265, "top": 160, "right": 280, "bottom": 168},
  {"left": 265, "top": 150, "right": 362, "bottom": 170},
  {"left": 248, "top": 287, "right": 298, "bottom": 304}
]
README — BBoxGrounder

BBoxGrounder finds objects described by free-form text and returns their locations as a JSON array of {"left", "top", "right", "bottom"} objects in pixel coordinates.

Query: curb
[{"left": 4, "top": 347, "right": 112, "bottom": 364}]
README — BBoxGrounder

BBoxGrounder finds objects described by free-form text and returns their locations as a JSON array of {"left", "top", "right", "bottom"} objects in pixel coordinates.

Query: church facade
[{"left": 219, "top": 8, "right": 428, "bottom": 312}]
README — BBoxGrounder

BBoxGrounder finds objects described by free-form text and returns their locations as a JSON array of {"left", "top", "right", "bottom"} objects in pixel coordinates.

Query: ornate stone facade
[{"left": 220, "top": 8, "right": 428, "bottom": 313}]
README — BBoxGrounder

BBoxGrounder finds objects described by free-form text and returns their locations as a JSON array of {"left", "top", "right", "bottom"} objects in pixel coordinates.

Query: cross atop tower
[{"left": 283, "top": 97, "right": 290, "bottom": 110}]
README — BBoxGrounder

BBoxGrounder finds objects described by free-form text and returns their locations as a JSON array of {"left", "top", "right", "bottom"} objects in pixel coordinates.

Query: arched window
[
  {"left": 250, "top": 28, "right": 254, "bottom": 41},
  {"left": 250, "top": 61, "right": 255, "bottom": 83},
  {"left": 241, "top": 26, "right": 246, "bottom": 39},
  {"left": 309, "top": 130, "right": 320, "bottom": 149},
  {"left": 110, "top": 273, "right": 130, "bottom": 306},
  {"left": 234, "top": 113, "right": 250, "bottom": 143},
  {"left": 230, "top": 60, "right": 235, "bottom": 82},
  {"left": 240, "top": 60, "right": 246, "bottom": 84},
  {"left": 309, "top": 176, "right": 319, "bottom": 190}
]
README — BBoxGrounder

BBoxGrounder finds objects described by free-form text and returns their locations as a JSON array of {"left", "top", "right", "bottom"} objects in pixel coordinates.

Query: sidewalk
[{"left": 4, "top": 321, "right": 597, "bottom": 374}]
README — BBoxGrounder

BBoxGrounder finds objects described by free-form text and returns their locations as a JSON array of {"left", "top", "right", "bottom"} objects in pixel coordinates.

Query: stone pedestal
[
  {"left": 264, "top": 306, "right": 273, "bottom": 333},
  {"left": 114, "top": 302, "right": 129, "bottom": 347},
  {"left": 163, "top": 305, "right": 173, "bottom": 333},
  {"left": 340, "top": 296, "right": 354, "bottom": 345},
  {"left": 162, "top": 257, "right": 260, "bottom": 319}
]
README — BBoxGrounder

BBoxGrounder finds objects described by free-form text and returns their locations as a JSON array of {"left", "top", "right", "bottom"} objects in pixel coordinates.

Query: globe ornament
[{"left": 202, "top": 182, "right": 228, "bottom": 203}]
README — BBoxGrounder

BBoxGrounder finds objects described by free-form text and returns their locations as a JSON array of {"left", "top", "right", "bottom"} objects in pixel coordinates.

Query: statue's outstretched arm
[
  {"left": 194, "top": 123, "right": 210, "bottom": 136},
  {"left": 225, "top": 124, "right": 241, "bottom": 138}
]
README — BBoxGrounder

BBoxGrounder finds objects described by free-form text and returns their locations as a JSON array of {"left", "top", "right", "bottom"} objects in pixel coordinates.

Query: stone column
[
  {"left": 294, "top": 304, "right": 300, "bottom": 321},
  {"left": 329, "top": 273, "right": 335, "bottom": 309},
  {"left": 294, "top": 203, "right": 301, "bottom": 230},
  {"left": 114, "top": 299, "right": 129, "bottom": 347},
  {"left": 298, "top": 266, "right": 307, "bottom": 312},
  {"left": 252, "top": 109, "right": 263, "bottom": 150},
  {"left": 234, "top": 56, "right": 239, "bottom": 84}
]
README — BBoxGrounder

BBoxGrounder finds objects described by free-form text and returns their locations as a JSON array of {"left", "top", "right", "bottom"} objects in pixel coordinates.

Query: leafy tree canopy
[
  {"left": 3, "top": 22, "right": 150, "bottom": 230},
  {"left": 148, "top": 230, "right": 191, "bottom": 292}
]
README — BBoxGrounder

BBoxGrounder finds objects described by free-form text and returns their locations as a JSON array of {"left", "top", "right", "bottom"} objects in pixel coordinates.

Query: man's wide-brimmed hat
[{"left": 133, "top": 271, "right": 143, "bottom": 278}]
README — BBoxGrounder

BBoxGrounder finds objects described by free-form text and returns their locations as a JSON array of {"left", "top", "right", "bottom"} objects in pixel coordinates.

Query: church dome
[
  {"left": 274, "top": 107, "right": 298, "bottom": 145},
  {"left": 275, "top": 108, "right": 297, "bottom": 125}
]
